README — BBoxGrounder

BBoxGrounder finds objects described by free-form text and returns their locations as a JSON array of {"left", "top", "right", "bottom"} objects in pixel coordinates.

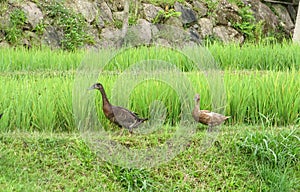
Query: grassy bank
[{"left": 0, "top": 126, "right": 299, "bottom": 191}]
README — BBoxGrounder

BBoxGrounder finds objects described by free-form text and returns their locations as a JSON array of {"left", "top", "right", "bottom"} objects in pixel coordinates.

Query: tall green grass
[
  {"left": 209, "top": 42, "right": 300, "bottom": 70},
  {"left": 0, "top": 47, "right": 84, "bottom": 71},
  {"left": 1, "top": 42, "right": 299, "bottom": 71},
  {"left": 0, "top": 70, "right": 299, "bottom": 132}
]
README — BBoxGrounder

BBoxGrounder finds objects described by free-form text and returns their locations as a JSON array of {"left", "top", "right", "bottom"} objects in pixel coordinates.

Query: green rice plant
[
  {"left": 208, "top": 42, "right": 300, "bottom": 70},
  {"left": 0, "top": 74, "right": 73, "bottom": 132},
  {"left": 1, "top": 43, "right": 299, "bottom": 72},
  {"left": 1, "top": 69, "right": 299, "bottom": 132},
  {"left": 225, "top": 70, "right": 300, "bottom": 126},
  {"left": 104, "top": 46, "right": 197, "bottom": 72},
  {"left": 0, "top": 47, "right": 84, "bottom": 71}
]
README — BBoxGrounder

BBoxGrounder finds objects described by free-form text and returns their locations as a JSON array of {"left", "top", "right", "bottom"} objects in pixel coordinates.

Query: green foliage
[
  {"left": 204, "top": 0, "right": 219, "bottom": 15},
  {"left": 113, "top": 167, "right": 155, "bottom": 191},
  {"left": 41, "top": 1, "right": 93, "bottom": 51},
  {"left": 114, "top": 19, "right": 123, "bottom": 29},
  {"left": 152, "top": 9, "right": 182, "bottom": 24},
  {"left": 232, "top": 5, "right": 263, "bottom": 42},
  {"left": 33, "top": 21, "right": 46, "bottom": 36},
  {"left": 237, "top": 129, "right": 300, "bottom": 191},
  {"left": 147, "top": 0, "right": 185, "bottom": 6},
  {"left": 4, "top": 9, "right": 27, "bottom": 44}
]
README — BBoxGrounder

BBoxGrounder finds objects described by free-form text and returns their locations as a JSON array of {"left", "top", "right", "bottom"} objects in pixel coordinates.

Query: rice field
[
  {"left": 0, "top": 70, "right": 299, "bottom": 132},
  {"left": 1, "top": 43, "right": 299, "bottom": 131},
  {"left": 0, "top": 42, "right": 299, "bottom": 191}
]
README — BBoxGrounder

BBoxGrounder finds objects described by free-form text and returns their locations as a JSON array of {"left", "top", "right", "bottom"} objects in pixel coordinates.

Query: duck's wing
[
  {"left": 112, "top": 106, "right": 144, "bottom": 129},
  {"left": 198, "top": 112, "right": 211, "bottom": 125},
  {"left": 209, "top": 112, "right": 230, "bottom": 126},
  {"left": 200, "top": 110, "right": 211, "bottom": 113}
]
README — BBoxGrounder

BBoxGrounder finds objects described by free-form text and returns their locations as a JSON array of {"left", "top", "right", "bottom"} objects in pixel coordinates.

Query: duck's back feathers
[{"left": 112, "top": 106, "right": 148, "bottom": 129}]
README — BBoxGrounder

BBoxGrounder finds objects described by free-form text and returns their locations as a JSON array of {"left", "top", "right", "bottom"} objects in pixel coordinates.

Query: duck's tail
[
  {"left": 225, "top": 116, "right": 231, "bottom": 120},
  {"left": 140, "top": 118, "right": 148, "bottom": 122}
]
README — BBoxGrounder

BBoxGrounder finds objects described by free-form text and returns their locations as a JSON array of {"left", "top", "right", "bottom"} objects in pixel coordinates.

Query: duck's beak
[{"left": 87, "top": 85, "right": 95, "bottom": 91}]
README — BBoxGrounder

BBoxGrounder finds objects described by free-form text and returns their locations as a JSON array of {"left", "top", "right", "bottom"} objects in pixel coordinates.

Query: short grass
[{"left": 0, "top": 126, "right": 299, "bottom": 191}]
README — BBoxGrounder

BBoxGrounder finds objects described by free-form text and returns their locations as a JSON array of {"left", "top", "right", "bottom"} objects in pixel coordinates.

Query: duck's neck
[
  {"left": 195, "top": 101, "right": 201, "bottom": 113},
  {"left": 98, "top": 87, "right": 111, "bottom": 107},
  {"left": 195, "top": 100, "right": 200, "bottom": 111}
]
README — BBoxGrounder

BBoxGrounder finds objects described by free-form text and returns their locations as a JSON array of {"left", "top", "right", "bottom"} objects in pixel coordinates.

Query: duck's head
[
  {"left": 194, "top": 93, "right": 200, "bottom": 102},
  {"left": 88, "top": 83, "right": 103, "bottom": 90}
]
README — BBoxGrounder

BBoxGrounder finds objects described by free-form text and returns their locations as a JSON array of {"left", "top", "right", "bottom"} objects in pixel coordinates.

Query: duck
[
  {"left": 89, "top": 83, "right": 148, "bottom": 133},
  {"left": 192, "top": 93, "right": 230, "bottom": 131}
]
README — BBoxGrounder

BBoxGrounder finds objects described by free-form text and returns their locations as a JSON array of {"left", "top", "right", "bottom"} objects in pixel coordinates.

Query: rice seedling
[
  {"left": 0, "top": 69, "right": 299, "bottom": 132},
  {"left": 1, "top": 42, "right": 299, "bottom": 72},
  {"left": 0, "top": 47, "right": 84, "bottom": 71},
  {"left": 206, "top": 42, "right": 300, "bottom": 70}
]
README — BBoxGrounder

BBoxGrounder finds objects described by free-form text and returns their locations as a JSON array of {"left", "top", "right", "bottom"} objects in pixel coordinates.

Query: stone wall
[{"left": 0, "top": 0, "right": 298, "bottom": 49}]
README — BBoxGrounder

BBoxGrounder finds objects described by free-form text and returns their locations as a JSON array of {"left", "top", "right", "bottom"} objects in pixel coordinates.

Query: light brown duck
[{"left": 192, "top": 93, "right": 230, "bottom": 130}]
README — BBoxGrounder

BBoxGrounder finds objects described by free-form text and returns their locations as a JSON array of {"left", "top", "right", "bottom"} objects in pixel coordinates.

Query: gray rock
[
  {"left": 272, "top": 4, "right": 294, "bottom": 32},
  {"left": 0, "top": 41, "right": 10, "bottom": 48},
  {"left": 0, "top": 13, "right": 10, "bottom": 29},
  {"left": 143, "top": 3, "right": 163, "bottom": 22},
  {"left": 193, "top": 1, "right": 208, "bottom": 17},
  {"left": 153, "top": 24, "right": 192, "bottom": 47},
  {"left": 113, "top": 11, "right": 124, "bottom": 22},
  {"left": 165, "top": 16, "right": 182, "bottom": 28},
  {"left": 189, "top": 27, "right": 202, "bottom": 44},
  {"left": 198, "top": 18, "right": 214, "bottom": 37},
  {"left": 124, "top": 19, "right": 152, "bottom": 46},
  {"left": 215, "top": 0, "right": 241, "bottom": 26},
  {"left": 99, "top": 2, "right": 113, "bottom": 22},
  {"left": 73, "top": 0, "right": 98, "bottom": 23},
  {"left": 213, "top": 26, "right": 244, "bottom": 43},
  {"left": 155, "top": 38, "right": 170, "bottom": 46},
  {"left": 174, "top": 2, "right": 197, "bottom": 25},
  {"left": 95, "top": 16, "right": 105, "bottom": 30},
  {"left": 107, "top": 0, "right": 124, "bottom": 12},
  {"left": 20, "top": 2, "right": 43, "bottom": 29},
  {"left": 100, "top": 27, "right": 121, "bottom": 41},
  {"left": 42, "top": 26, "right": 63, "bottom": 49},
  {"left": 242, "top": 0, "right": 279, "bottom": 33},
  {"left": 287, "top": 5, "right": 297, "bottom": 23}
]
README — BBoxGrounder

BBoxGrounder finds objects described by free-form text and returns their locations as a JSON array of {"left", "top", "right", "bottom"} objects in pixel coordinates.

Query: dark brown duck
[
  {"left": 89, "top": 83, "right": 148, "bottom": 133},
  {"left": 192, "top": 93, "right": 230, "bottom": 130}
]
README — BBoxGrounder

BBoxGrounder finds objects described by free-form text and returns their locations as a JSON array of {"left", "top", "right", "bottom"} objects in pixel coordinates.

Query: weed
[
  {"left": 41, "top": 1, "right": 93, "bottom": 51},
  {"left": 152, "top": 9, "right": 182, "bottom": 24},
  {"left": 4, "top": 9, "right": 27, "bottom": 44},
  {"left": 204, "top": 0, "right": 218, "bottom": 16},
  {"left": 232, "top": 5, "right": 263, "bottom": 42}
]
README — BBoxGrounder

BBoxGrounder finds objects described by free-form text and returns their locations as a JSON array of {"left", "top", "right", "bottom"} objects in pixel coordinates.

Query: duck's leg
[
  {"left": 129, "top": 128, "right": 133, "bottom": 134},
  {"left": 118, "top": 128, "right": 125, "bottom": 136},
  {"left": 208, "top": 125, "right": 213, "bottom": 132}
]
